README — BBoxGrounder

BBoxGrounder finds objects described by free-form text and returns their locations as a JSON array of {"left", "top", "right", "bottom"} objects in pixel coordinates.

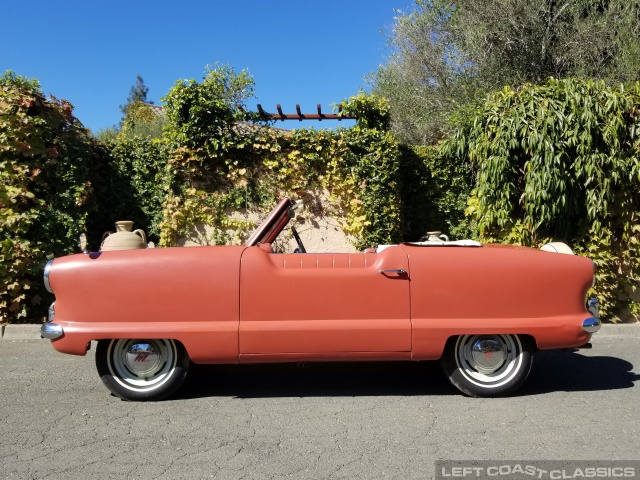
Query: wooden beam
[{"left": 254, "top": 104, "right": 354, "bottom": 121}]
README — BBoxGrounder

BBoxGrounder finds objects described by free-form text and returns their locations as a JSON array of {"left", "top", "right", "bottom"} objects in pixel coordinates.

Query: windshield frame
[{"left": 244, "top": 198, "right": 293, "bottom": 246}]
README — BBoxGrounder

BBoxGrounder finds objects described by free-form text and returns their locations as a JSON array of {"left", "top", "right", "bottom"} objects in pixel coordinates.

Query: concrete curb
[
  {"left": 1, "top": 322, "right": 639, "bottom": 341},
  {"left": 1, "top": 324, "right": 42, "bottom": 340}
]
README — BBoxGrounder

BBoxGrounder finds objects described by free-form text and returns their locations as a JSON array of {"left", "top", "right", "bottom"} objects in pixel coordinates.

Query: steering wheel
[{"left": 291, "top": 226, "right": 307, "bottom": 253}]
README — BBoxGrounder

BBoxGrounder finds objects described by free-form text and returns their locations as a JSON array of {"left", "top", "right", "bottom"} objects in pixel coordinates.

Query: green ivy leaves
[{"left": 1, "top": 71, "right": 96, "bottom": 323}]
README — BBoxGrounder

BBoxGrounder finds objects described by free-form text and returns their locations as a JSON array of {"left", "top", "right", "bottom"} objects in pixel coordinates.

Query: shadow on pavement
[
  {"left": 520, "top": 349, "right": 639, "bottom": 396},
  {"left": 176, "top": 361, "right": 452, "bottom": 400},
  {"left": 174, "top": 350, "right": 638, "bottom": 400}
]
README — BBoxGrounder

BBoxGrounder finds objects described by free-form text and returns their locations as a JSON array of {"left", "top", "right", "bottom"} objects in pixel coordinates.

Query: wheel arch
[
  {"left": 442, "top": 333, "right": 539, "bottom": 355},
  {"left": 95, "top": 336, "right": 190, "bottom": 355}
]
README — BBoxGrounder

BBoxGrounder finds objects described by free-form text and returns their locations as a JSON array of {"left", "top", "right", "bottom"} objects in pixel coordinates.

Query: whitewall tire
[
  {"left": 96, "top": 338, "right": 191, "bottom": 401},
  {"left": 441, "top": 334, "right": 533, "bottom": 397}
]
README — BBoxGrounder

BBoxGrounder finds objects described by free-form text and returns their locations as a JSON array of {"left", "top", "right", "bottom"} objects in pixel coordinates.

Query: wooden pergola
[{"left": 256, "top": 104, "right": 354, "bottom": 121}]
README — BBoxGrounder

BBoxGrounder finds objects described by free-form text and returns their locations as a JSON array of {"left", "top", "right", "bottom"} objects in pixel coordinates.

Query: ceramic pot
[
  {"left": 422, "top": 231, "right": 449, "bottom": 242},
  {"left": 100, "top": 221, "right": 147, "bottom": 251}
]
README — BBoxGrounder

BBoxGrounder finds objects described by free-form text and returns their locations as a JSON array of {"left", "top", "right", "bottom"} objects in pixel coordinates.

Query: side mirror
[{"left": 288, "top": 199, "right": 304, "bottom": 218}]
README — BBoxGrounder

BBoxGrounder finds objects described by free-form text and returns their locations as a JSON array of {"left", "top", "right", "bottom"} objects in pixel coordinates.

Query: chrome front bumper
[{"left": 41, "top": 322, "right": 64, "bottom": 340}]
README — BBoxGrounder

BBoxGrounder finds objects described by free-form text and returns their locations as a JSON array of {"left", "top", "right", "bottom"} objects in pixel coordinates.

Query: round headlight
[{"left": 43, "top": 259, "right": 54, "bottom": 293}]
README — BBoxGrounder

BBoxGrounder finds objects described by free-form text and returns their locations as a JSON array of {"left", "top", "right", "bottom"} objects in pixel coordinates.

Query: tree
[
  {"left": 119, "top": 75, "right": 152, "bottom": 126},
  {"left": 373, "top": 0, "right": 640, "bottom": 145},
  {"left": 372, "top": 1, "right": 477, "bottom": 145},
  {"left": 95, "top": 126, "right": 119, "bottom": 142},
  {"left": 454, "top": 0, "right": 640, "bottom": 87},
  {"left": 161, "top": 64, "right": 261, "bottom": 159},
  {"left": 119, "top": 101, "right": 166, "bottom": 140}
]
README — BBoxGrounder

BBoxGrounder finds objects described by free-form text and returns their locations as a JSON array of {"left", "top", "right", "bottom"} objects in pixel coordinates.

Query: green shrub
[
  {"left": 119, "top": 101, "right": 166, "bottom": 140},
  {"left": 399, "top": 144, "right": 475, "bottom": 242},
  {"left": 0, "top": 71, "right": 96, "bottom": 322},
  {"left": 87, "top": 138, "right": 167, "bottom": 248},
  {"left": 443, "top": 78, "right": 640, "bottom": 321}
]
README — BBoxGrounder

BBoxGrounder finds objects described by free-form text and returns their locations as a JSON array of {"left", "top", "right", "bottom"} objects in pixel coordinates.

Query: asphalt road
[{"left": 1, "top": 331, "right": 639, "bottom": 480}]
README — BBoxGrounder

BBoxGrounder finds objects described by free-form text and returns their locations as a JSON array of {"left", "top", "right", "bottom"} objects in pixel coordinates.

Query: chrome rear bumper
[
  {"left": 583, "top": 297, "right": 601, "bottom": 334},
  {"left": 582, "top": 317, "right": 601, "bottom": 334},
  {"left": 41, "top": 322, "right": 63, "bottom": 340}
]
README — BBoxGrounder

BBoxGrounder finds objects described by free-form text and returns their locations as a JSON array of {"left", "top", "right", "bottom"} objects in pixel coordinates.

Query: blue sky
[{"left": 1, "top": 0, "right": 414, "bottom": 133}]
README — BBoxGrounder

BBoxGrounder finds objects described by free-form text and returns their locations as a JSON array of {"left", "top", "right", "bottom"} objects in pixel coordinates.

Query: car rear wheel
[
  {"left": 441, "top": 334, "right": 533, "bottom": 397},
  {"left": 96, "top": 338, "right": 191, "bottom": 401}
]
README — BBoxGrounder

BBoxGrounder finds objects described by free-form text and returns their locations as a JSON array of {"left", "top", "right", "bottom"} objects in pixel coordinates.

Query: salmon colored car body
[{"left": 41, "top": 198, "right": 600, "bottom": 400}]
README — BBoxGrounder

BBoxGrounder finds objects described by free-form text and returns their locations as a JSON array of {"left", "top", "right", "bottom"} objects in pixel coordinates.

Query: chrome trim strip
[
  {"left": 43, "top": 259, "right": 54, "bottom": 293},
  {"left": 582, "top": 317, "right": 601, "bottom": 334},
  {"left": 40, "top": 322, "right": 63, "bottom": 340}
]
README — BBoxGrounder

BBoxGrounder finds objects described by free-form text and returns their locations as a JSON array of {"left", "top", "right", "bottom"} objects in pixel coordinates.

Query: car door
[{"left": 239, "top": 245, "right": 411, "bottom": 356}]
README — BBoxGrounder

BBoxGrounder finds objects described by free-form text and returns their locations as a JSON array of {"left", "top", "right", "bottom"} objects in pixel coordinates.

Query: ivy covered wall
[{"left": 154, "top": 69, "right": 407, "bottom": 251}]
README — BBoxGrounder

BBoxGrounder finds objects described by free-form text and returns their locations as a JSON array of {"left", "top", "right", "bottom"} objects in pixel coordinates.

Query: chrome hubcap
[
  {"left": 470, "top": 337, "right": 506, "bottom": 374},
  {"left": 124, "top": 341, "right": 163, "bottom": 378},
  {"left": 107, "top": 338, "right": 178, "bottom": 392},
  {"left": 454, "top": 334, "right": 523, "bottom": 388}
]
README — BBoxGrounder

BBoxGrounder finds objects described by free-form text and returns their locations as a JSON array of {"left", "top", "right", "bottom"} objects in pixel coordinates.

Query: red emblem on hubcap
[{"left": 134, "top": 353, "right": 150, "bottom": 362}]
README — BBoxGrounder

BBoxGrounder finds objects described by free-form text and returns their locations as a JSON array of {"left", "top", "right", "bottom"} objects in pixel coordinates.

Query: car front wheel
[
  {"left": 441, "top": 334, "right": 533, "bottom": 397},
  {"left": 96, "top": 338, "right": 191, "bottom": 401}
]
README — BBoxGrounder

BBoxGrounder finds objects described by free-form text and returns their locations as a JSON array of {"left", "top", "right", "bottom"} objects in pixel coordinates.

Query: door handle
[{"left": 380, "top": 269, "right": 406, "bottom": 275}]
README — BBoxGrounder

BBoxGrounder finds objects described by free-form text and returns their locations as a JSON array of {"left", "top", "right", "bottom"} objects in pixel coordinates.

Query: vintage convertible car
[{"left": 41, "top": 198, "right": 600, "bottom": 401}]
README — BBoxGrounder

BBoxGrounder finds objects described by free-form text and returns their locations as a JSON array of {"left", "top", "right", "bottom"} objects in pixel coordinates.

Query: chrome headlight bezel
[{"left": 43, "top": 259, "right": 54, "bottom": 293}]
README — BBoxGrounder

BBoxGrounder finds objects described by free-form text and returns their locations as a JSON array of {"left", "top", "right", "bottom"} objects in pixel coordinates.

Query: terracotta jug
[{"left": 100, "top": 221, "right": 147, "bottom": 251}]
